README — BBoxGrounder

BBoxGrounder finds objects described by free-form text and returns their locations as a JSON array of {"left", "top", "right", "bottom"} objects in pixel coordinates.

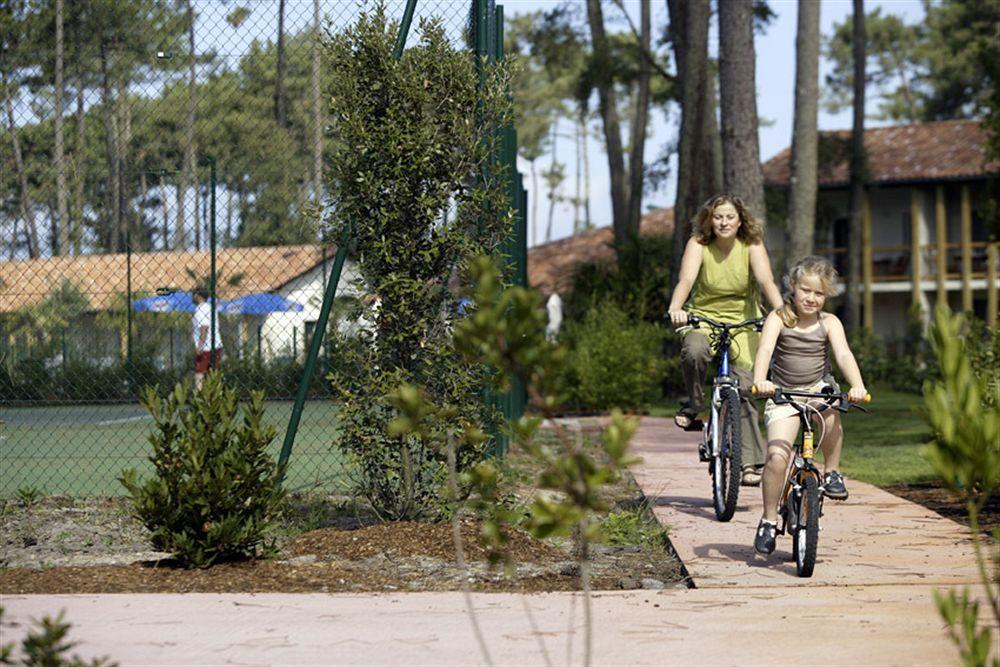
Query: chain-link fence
[{"left": 2, "top": 0, "right": 523, "bottom": 497}]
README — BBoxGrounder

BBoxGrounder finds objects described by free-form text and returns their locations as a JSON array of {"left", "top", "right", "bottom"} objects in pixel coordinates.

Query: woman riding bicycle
[
  {"left": 750, "top": 256, "right": 867, "bottom": 555},
  {"left": 667, "top": 194, "right": 783, "bottom": 486}
]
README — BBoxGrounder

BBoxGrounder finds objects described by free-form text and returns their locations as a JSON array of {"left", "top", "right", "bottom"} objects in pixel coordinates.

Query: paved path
[{"left": 1, "top": 417, "right": 993, "bottom": 665}]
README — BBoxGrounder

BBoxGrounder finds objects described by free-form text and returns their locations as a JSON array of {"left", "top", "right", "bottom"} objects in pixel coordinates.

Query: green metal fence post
[
  {"left": 278, "top": 0, "right": 419, "bottom": 478},
  {"left": 208, "top": 157, "right": 217, "bottom": 371}
]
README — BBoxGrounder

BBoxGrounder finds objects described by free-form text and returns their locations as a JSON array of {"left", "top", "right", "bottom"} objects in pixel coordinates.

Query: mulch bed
[
  {"left": 0, "top": 519, "right": 681, "bottom": 595},
  {"left": 883, "top": 483, "right": 1000, "bottom": 536}
]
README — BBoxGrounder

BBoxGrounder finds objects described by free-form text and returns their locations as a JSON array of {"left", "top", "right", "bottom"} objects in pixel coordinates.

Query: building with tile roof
[{"left": 763, "top": 118, "right": 998, "bottom": 336}]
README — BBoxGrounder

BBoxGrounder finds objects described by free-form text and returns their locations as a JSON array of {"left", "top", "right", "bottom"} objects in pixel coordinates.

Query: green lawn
[
  {"left": 1, "top": 401, "right": 349, "bottom": 497},
  {"left": 650, "top": 385, "right": 936, "bottom": 487},
  {"left": 838, "top": 386, "right": 937, "bottom": 486}
]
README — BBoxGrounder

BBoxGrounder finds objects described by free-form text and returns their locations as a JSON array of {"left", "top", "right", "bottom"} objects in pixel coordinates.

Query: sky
[{"left": 507, "top": 0, "right": 927, "bottom": 246}]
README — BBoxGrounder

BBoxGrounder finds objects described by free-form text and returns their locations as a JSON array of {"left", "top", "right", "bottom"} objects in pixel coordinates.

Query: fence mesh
[{"left": 1, "top": 0, "right": 489, "bottom": 497}]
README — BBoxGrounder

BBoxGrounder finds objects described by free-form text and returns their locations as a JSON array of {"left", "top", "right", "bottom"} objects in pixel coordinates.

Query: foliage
[
  {"left": 322, "top": 5, "right": 512, "bottom": 520},
  {"left": 563, "top": 233, "right": 674, "bottom": 324},
  {"left": 119, "top": 374, "right": 286, "bottom": 568},
  {"left": 844, "top": 324, "right": 937, "bottom": 392},
  {"left": 392, "top": 255, "right": 640, "bottom": 663},
  {"left": 824, "top": 2, "right": 1000, "bottom": 122},
  {"left": 560, "top": 302, "right": 667, "bottom": 412},
  {"left": 0, "top": 607, "right": 117, "bottom": 667},
  {"left": 600, "top": 504, "right": 668, "bottom": 550},
  {"left": 922, "top": 307, "right": 1000, "bottom": 667}
]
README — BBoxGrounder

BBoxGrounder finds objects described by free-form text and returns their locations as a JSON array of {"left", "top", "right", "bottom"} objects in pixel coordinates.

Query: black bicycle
[
  {"left": 686, "top": 315, "right": 763, "bottom": 521},
  {"left": 752, "top": 387, "right": 870, "bottom": 577}
]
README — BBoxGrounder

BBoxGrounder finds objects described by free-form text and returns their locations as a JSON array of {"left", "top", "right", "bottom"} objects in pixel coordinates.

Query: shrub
[
  {"left": 322, "top": 7, "right": 512, "bottom": 520},
  {"left": 562, "top": 302, "right": 667, "bottom": 411},
  {"left": 119, "top": 373, "right": 286, "bottom": 568}
]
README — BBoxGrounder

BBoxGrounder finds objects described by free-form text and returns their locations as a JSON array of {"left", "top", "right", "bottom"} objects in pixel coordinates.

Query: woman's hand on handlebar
[
  {"left": 752, "top": 380, "right": 776, "bottom": 397},
  {"left": 668, "top": 310, "right": 689, "bottom": 327}
]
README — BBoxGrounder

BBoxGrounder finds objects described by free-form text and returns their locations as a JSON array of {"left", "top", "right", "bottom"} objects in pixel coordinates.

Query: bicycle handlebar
[
  {"left": 750, "top": 386, "right": 871, "bottom": 413},
  {"left": 686, "top": 314, "right": 765, "bottom": 333}
]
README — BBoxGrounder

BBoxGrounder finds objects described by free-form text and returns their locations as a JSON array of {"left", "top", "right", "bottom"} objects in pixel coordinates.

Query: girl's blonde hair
[
  {"left": 778, "top": 255, "right": 839, "bottom": 327},
  {"left": 692, "top": 193, "right": 764, "bottom": 245}
]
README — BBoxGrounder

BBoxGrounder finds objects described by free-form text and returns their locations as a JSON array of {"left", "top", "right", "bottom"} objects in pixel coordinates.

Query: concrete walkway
[{"left": 1, "top": 417, "right": 993, "bottom": 665}]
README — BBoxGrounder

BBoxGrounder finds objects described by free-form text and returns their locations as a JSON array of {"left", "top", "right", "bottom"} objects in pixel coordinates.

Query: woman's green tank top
[{"left": 687, "top": 237, "right": 760, "bottom": 370}]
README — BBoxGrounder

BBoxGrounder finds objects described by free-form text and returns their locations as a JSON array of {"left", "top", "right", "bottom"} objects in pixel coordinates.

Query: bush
[
  {"left": 561, "top": 303, "right": 667, "bottom": 412},
  {"left": 119, "top": 373, "right": 286, "bottom": 568}
]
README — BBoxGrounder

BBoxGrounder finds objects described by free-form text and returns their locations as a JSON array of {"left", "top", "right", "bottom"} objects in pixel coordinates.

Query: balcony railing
[{"left": 814, "top": 242, "right": 996, "bottom": 282}]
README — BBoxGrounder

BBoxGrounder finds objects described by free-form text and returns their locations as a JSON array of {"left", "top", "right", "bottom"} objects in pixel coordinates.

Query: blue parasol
[
  {"left": 132, "top": 291, "right": 197, "bottom": 313},
  {"left": 219, "top": 293, "right": 304, "bottom": 315}
]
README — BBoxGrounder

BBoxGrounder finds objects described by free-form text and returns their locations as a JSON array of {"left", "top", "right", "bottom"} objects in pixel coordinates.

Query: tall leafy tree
[
  {"left": 584, "top": 0, "right": 652, "bottom": 264},
  {"left": 719, "top": 0, "right": 765, "bottom": 222},
  {"left": 668, "top": 0, "right": 719, "bottom": 282},
  {"left": 824, "top": 2, "right": 999, "bottom": 122},
  {"left": 54, "top": 0, "right": 69, "bottom": 255},
  {"left": 844, "top": 0, "right": 866, "bottom": 330},
  {"left": 275, "top": 0, "right": 287, "bottom": 127},
  {"left": 786, "top": 0, "right": 820, "bottom": 266}
]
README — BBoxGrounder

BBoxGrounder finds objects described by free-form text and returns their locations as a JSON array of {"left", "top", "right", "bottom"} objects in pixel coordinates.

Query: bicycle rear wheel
[
  {"left": 711, "top": 386, "right": 742, "bottom": 521},
  {"left": 793, "top": 474, "right": 821, "bottom": 577}
]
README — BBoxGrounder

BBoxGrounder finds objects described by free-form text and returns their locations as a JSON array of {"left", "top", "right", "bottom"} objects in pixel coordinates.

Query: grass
[
  {"left": 1, "top": 401, "right": 350, "bottom": 497},
  {"left": 838, "top": 386, "right": 937, "bottom": 487},
  {"left": 650, "top": 386, "right": 936, "bottom": 487}
]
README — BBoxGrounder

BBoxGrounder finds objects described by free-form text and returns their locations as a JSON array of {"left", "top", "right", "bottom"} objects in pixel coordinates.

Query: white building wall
[{"left": 256, "top": 259, "right": 364, "bottom": 361}]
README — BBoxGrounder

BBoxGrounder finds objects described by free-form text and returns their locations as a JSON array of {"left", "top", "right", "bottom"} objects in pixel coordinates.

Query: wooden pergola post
[
  {"left": 910, "top": 189, "right": 923, "bottom": 311},
  {"left": 935, "top": 185, "right": 947, "bottom": 308},
  {"left": 961, "top": 184, "right": 973, "bottom": 312},
  {"left": 862, "top": 189, "right": 873, "bottom": 329}
]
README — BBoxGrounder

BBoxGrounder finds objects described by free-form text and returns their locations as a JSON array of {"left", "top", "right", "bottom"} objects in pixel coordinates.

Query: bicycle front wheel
[
  {"left": 793, "top": 474, "right": 821, "bottom": 577},
  {"left": 711, "top": 386, "right": 742, "bottom": 521}
]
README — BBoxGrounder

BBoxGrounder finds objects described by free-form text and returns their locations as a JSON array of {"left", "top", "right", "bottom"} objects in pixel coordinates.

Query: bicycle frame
[
  {"left": 689, "top": 315, "right": 762, "bottom": 457},
  {"left": 768, "top": 389, "right": 867, "bottom": 536}
]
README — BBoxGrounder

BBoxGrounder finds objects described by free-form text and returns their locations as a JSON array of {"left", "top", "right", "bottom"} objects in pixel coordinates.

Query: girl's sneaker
[
  {"left": 823, "top": 470, "right": 849, "bottom": 500},
  {"left": 754, "top": 519, "right": 777, "bottom": 555}
]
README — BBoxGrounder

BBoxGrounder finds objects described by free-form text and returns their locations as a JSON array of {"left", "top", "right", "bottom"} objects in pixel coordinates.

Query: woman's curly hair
[{"left": 692, "top": 193, "right": 764, "bottom": 245}]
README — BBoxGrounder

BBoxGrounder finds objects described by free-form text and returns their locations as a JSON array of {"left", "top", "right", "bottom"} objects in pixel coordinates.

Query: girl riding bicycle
[
  {"left": 668, "top": 194, "right": 783, "bottom": 485},
  {"left": 750, "top": 256, "right": 867, "bottom": 555}
]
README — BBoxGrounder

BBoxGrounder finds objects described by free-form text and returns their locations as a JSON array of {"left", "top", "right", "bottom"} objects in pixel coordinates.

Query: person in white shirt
[
  {"left": 191, "top": 289, "right": 224, "bottom": 391},
  {"left": 545, "top": 293, "right": 563, "bottom": 342}
]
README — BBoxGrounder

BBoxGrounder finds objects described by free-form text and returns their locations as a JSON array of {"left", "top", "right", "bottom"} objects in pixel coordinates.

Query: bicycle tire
[
  {"left": 711, "top": 386, "right": 742, "bottom": 521},
  {"left": 793, "top": 474, "right": 821, "bottom": 577}
]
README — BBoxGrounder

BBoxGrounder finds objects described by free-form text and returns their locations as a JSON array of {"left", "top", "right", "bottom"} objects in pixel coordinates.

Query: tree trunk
[
  {"left": 275, "top": 0, "right": 287, "bottom": 127},
  {"left": 669, "top": 0, "right": 717, "bottom": 283},
  {"left": 530, "top": 159, "right": 539, "bottom": 246},
  {"left": 72, "top": 0, "right": 85, "bottom": 255},
  {"left": 55, "top": 0, "right": 70, "bottom": 256},
  {"left": 99, "top": 42, "right": 121, "bottom": 252},
  {"left": 574, "top": 116, "right": 582, "bottom": 234},
  {"left": 585, "top": 0, "right": 629, "bottom": 255},
  {"left": 786, "top": 0, "right": 821, "bottom": 267},
  {"left": 311, "top": 0, "right": 322, "bottom": 201},
  {"left": 182, "top": 0, "right": 197, "bottom": 251},
  {"left": 116, "top": 77, "right": 132, "bottom": 253},
  {"left": 3, "top": 67, "right": 42, "bottom": 258},
  {"left": 582, "top": 117, "right": 591, "bottom": 230},
  {"left": 545, "top": 120, "right": 559, "bottom": 243},
  {"left": 719, "top": 0, "right": 765, "bottom": 221},
  {"left": 626, "top": 0, "right": 652, "bottom": 235},
  {"left": 845, "top": 0, "right": 866, "bottom": 329}
]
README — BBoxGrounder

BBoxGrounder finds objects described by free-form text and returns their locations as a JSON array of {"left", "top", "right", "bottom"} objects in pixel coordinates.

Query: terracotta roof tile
[
  {"left": 763, "top": 119, "right": 998, "bottom": 188},
  {"left": 528, "top": 208, "right": 674, "bottom": 294},
  {"left": 0, "top": 245, "right": 329, "bottom": 313}
]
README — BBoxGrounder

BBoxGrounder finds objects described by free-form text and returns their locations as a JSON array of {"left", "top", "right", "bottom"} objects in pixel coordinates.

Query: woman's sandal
[
  {"left": 741, "top": 465, "right": 762, "bottom": 487},
  {"left": 674, "top": 413, "right": 704, "bottom": 432}
]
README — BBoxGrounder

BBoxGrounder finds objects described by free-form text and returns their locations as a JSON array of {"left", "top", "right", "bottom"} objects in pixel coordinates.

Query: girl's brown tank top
[{"left": 770, "top": 316, "right": 831, "bottom": 387}]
